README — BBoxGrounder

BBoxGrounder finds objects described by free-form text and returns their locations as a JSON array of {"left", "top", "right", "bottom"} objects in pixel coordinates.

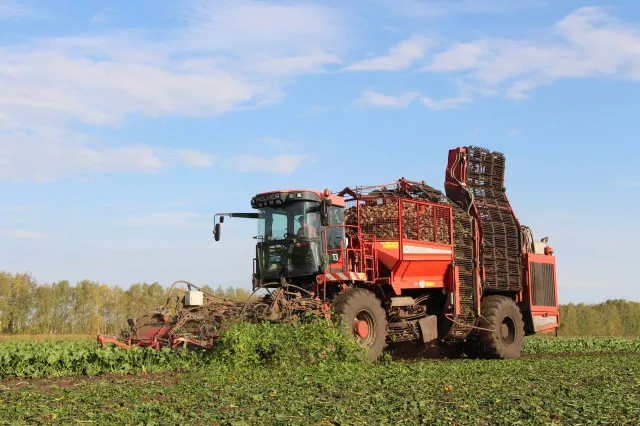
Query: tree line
[
  {"left": 0, "top": 271, "right": 252, "bottom": 335},
  {"left": 1, "top": 271, "right": 638, "bottom": 337},
  {"left": 558, "top": 299, "right": 640, "bottom": 337}
]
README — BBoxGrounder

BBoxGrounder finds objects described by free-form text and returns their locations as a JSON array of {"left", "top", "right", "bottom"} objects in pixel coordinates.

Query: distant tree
[
  {"left": 0, "top": 272, "right": 36, "bottom": 334},
  {"left": 559, "top": 303, "right": 579, "bottom": 336},
  {"left": 599, "top": 301, "right": 623, "bottom": 336}
]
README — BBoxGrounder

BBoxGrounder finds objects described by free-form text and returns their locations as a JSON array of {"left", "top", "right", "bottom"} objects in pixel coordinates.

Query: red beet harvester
[{"left": 99, "top": 146, "right": 559, "bottom": 361}]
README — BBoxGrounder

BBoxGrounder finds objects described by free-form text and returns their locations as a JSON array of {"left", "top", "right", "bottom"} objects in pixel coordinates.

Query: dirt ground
[{"left": 0, "top": 371, "right": 180, "bottom": 393}]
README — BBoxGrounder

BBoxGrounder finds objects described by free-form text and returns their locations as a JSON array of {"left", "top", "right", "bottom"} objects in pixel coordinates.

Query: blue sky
[{"left": 1, "top": 0, "right": 639, "bottom": 304}]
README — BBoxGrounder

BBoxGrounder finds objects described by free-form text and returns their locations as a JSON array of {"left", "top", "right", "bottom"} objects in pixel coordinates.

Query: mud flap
[{"left": 418, "top": 315, "right": 438, "bottom": 344}]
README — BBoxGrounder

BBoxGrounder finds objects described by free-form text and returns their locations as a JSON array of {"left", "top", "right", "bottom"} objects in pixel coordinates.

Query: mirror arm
[
  {"left": 216, "top": 213, "right": 260, "bottom": 220},
  {"left": 213, "top": 212, "right": 261, "bottom": 242}
]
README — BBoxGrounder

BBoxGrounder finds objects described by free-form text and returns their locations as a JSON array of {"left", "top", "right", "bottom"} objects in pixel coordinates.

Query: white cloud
[
  {"left": 424, "top": 7, "right": 640, "bottom": 102},
  {"left": 427, "top": 41, "right": 489, "bottom": 72},
  {"left": 0, "top": 0, "right": 40, "bottom": 19},
  {"left": 296, "top": 105, "right": 333, "bottom": 118},
  {"left": 260, "top": 138, "right": 295, "bottom": 150},
  {"left": 227, "top": 154, "right": 310, "bottom": 175},
  {"left": 179, "top": 0, "right": 345, "bottom": 59},
  {"left": 508, "top": 129, "right": 521, "bottom": 137},
  {"left": 0, "top": 0, "right": 340, "bottom": 181},
  {"left": 0, "top": 48, "right": 262, "bottom": 128},
  {"left": 0, "top": 128, "right": 219, "bottom": 182},
  {"left": 1, "top": 205, "right": 31, "bottom": 212},
  {"left": 504, "top": 80, "right": 550, "bottom": 100},
  {"left": 0, "top": 2, "right": 343, "bottom": 123},
  {"left": 422, "top": 94, "right": 471, "bottom": 110},
  {"left": 176, "top": 149, "right": 214, "bottom": 168},
  {"left": 345, "top": 36, "right": 431, "bottom": 71},
  {"left": 0, "top": 125, "right": 311, "bottom": 181},
  {"left": 0, "top": 229, "right": 49, "bottom": 239},
  {"left": 173, "top": 1, "right": 347, "bottom": 76},
  {"left": 358, "top": 90, "right": 419, "bottom": 108},
  {"left": 89, "top": 7, "right": 115, "bottom": 24},
  {"left": 0, "top": 131, "right": 153, "bottom": 182},
  {"left": 252, "top": 52, "right": 342, "bottom": 76},
  {"left": 368, "top": 0, "right": 543, "bottom": 19},
  {"left": 0, "top": 128, "right": 165, "bottom": 182}
]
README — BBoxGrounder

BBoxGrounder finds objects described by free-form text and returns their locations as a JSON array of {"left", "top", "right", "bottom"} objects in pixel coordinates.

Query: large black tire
[
  {"left": 475, "top": 295, "right": 525, "bottom": 359},
  {"left": 333, "top": 288, "right": 388, "bottom": 362}
]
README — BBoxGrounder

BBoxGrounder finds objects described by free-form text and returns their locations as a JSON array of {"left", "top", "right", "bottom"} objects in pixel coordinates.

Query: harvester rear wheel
[
  {"left": 333, "top": 288, "right": 387, "bottom": 362},
  {"left": 475, "top": 295, "right": 524, "bottom": 359}
]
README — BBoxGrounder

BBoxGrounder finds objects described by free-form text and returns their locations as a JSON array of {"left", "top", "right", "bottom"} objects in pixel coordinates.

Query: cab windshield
[
  {"left": 257, "top": 201, "right": 321, "bottom": 242},
  {"left": 256, "top": 201, "right": 324, "bottom": 281}
]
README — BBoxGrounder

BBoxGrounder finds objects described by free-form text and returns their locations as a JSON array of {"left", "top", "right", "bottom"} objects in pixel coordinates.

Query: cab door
[{"left": 324, "top": 206, "right": 348, "bottom": 273}]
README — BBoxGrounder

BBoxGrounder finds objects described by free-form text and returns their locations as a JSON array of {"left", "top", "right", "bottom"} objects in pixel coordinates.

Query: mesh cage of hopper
[
  {"left": 340, "top": 181, "right": 452, "bottom": 244},
  {"left": 344, "top": 196, "right": 400, "bottom": 240},
  {"left": 400, "top": 200, "right": 452, "bottom": 245},
  {"left": 343, "top": 182, "right": 399, "bottom": 240}
]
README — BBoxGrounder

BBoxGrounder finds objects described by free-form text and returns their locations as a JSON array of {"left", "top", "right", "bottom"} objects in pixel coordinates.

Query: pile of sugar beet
[{"left": 345, "top": 200, "right": 451, "bottom": 243}]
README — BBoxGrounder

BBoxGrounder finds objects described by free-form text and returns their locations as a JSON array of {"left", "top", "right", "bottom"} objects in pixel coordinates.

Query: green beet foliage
[
  {"left": 524, "top": 336, "right": 640, "bottom": 354},
  {"left": 0, "top": 319, "right": 366, "bottom": 379},
  {"left": 212, "top": 318, "right": 366, "bottom": 367},
  {"left": 3, "top": 323, "right": 640, "bottom": 379},
  {"left": 0, "top": 340, "right": 203, "bottom": 378}
]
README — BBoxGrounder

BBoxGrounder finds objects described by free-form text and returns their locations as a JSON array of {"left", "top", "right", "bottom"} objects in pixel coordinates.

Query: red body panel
[
  {"left": 375, "top": 240, "right": 452, "bottom": 293},
  {"left": 256, "top": 189, "right": 321, "bottom": 196},
  {"left": 255, "top": 189, "right": 346, "bottom": 207},
  {"left": 523, "top": 253, "right": 560, "bottom": 332}
]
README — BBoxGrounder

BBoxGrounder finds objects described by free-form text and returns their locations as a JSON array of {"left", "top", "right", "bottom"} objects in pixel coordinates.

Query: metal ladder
[{"left": 361, "top": 235, "right": 377, "bottom": 282}]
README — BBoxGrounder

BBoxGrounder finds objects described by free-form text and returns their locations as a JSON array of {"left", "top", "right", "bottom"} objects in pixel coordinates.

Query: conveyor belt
[
  {"left": 449, "top": 206, "right": 477, "bottom": 338},
  {"left": 465, "top": 147, "right": 522, "bottom": 291}
]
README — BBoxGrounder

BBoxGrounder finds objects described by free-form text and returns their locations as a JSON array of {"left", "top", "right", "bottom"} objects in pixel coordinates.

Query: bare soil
[{"left": 0, "top": 371, "right": 179, "bottom": 392}]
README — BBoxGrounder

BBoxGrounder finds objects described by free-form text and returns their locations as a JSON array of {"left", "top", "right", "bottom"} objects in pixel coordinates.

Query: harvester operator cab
[{"left": 213, "top": 190, "right": 347, "bottom": 288}]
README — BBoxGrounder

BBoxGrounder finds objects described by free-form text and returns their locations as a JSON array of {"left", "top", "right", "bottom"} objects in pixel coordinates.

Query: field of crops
[
  {"left": 523, "top": 336, "right": 640, "bottom": 354},
  {"left": 2, "top": 332, "right": 639, "bottom": 380},
  {"left": 1, "top": 325, "right": 640, "bottom": 425}
]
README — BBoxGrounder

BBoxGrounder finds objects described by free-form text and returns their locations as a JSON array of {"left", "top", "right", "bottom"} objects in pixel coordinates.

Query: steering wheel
[{"left": 284, "top": 232, "right": 297, "bottom": 240}]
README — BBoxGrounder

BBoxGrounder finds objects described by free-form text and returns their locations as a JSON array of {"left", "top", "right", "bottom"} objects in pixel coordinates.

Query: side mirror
[{"left": 214, "top": 223, "right": 222, "bottom": 241}]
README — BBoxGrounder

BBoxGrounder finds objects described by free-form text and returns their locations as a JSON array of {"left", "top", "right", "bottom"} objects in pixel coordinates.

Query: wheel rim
[
  {"left": 500, "top": 316, "right": 516, "bottom": 346},
  {"left": 353, "top": 309, "right": 376, "bottom": 347}
]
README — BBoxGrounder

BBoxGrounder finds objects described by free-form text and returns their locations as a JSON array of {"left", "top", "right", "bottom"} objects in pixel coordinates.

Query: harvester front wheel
[
  {"left": 475, "top": 295, "right": 525, "bottom": 359},
  {"left": 333, "top": 288, "right": 387, "bottom": 362}
]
